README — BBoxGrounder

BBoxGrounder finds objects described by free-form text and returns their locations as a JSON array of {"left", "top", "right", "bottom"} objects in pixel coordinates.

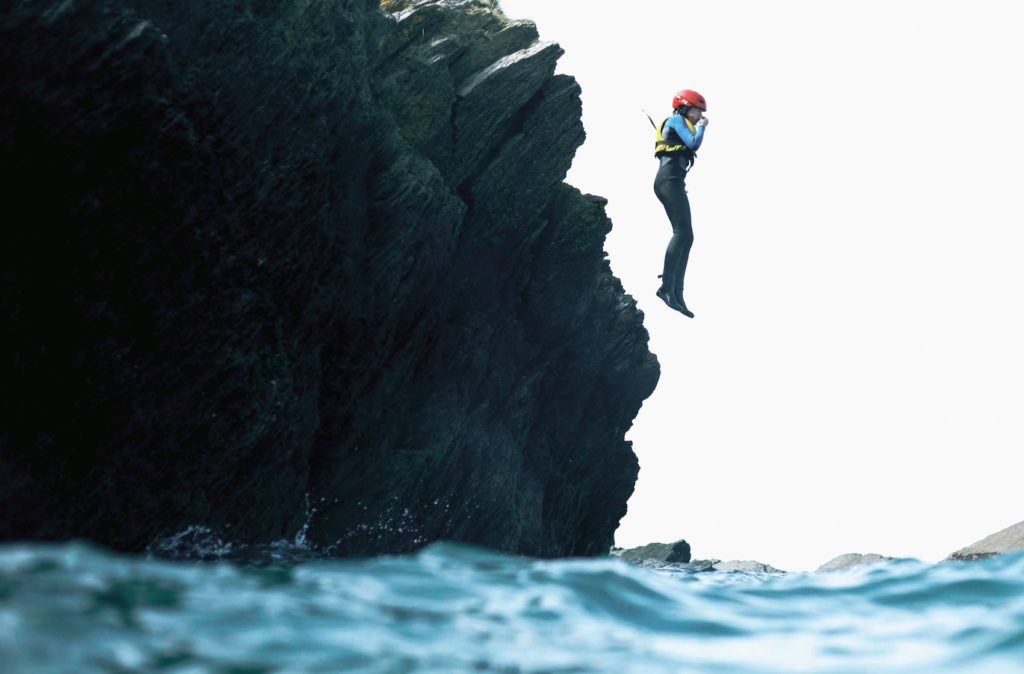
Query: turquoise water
[{"left": 1, "top": 542, "right": 1023, "bottom": 673}]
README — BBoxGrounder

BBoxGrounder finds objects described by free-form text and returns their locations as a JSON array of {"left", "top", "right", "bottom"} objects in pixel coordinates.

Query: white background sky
[{"left": 497, "top": 0, "right": 1024, "bottom": 571}]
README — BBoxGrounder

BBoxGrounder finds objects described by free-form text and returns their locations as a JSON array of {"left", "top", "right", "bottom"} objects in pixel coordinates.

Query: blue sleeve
[{"left": 666, "top": 114, "right": 704, "bottom": 151}]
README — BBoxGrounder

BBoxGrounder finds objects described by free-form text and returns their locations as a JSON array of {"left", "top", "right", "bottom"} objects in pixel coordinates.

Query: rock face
[
  {"left": 816, "top": 553, "right": 894, "bottom": 573},
  {"left": 0, "top": 0, "right": 659, "bottom": 557},
  {"left": 947, "top": 520, "right": 1024, "bottom": 561}
]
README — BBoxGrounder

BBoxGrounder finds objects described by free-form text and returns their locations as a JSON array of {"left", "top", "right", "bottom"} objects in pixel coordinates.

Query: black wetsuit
[{"left": 654, "top": 154, "right": 693, "bottom": 297}]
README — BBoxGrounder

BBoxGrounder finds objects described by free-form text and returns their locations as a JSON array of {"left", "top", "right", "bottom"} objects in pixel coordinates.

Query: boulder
[{"left": 618, "top": 539, "right": 692, "bottom": 564}]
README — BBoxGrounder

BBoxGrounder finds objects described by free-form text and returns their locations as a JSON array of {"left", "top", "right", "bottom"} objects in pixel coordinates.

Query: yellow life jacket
[{"left": 654, "top": 116, "right": 697, "bottom": 158}]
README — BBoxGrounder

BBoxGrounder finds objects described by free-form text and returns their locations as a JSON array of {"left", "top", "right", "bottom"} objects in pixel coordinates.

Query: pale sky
[{"left": 497, "top": 0, "right": 1024, "bottom": 571}]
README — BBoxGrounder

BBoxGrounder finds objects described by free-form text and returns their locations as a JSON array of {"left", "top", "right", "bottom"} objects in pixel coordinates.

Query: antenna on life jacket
[{"left": 642, "top": 109, "right": 658, "bottom": 130}]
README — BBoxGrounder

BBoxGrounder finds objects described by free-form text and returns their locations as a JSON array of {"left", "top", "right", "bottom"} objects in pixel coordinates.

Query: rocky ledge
[{"left": 0, "top": 0, "right": 659, "bottom": 557}]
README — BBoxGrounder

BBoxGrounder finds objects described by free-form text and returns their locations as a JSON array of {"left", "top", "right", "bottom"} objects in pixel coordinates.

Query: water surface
[{"left": 1, "top": 541, "right": 1022, "bottom": 673}]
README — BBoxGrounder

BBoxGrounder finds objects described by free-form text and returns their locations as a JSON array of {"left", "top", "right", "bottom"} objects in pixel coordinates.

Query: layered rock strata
[{"left": 0, "top": 0, "right": 659, "bottom": 557}]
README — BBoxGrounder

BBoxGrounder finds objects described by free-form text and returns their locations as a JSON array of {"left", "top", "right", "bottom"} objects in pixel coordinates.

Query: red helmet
[{"left": 672, "top": 89, "right": 707, "bottom": 111}]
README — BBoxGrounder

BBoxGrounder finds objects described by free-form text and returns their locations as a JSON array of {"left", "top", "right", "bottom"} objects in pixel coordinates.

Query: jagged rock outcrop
[
  {"left": 0, "top": 0, "right": 659, "bottom": 557},
  {"left": 623, "top": 557, "right": 785, "bottom": 574},
  {"left": 617, "top": 539, "right": 692, "bottom": 564},
  {"left": 615, "top": 540, "right": 784, "bottom": 573},
  {"left": 947, "top": 520, "right": 1024, "bottom": 561}
]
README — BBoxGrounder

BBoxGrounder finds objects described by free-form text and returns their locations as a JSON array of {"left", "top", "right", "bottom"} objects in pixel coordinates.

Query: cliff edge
[{"left": 0, "top": 0, "right": 659, "bottom": 557}]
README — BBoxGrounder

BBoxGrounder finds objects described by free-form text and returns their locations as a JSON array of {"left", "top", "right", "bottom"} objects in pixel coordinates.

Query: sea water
[{"left": 1, "top": 541, "right": 1022, "bottom": 673}]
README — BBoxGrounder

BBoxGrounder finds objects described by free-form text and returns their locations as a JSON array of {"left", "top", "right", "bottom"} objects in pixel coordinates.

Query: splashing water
[{"left": 1, "top": 542, "right": 1022, "bottom": 673}]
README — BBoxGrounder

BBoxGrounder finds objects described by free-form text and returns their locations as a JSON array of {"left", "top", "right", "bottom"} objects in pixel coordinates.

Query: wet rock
[
  {"left": 816, "top": 553, "right": 895, "bottom": 572},
  {"left": 624, "top": 556, "right": 784, "bottom": 574},
  {"left": 0, "top": 0, "right": 658, "bottom": 558},
  {"left": 617, "top": 540, "right": 785, "bottom": 573},
  {"left": 619, "top": 540, "right": 692, "bottom": 564},
  {"left": 947, "top": 520, "right": 1024, "bottom": 561}
]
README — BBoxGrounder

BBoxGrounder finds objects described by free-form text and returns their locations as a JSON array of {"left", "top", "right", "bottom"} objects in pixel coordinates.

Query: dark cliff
[{"left": 0, "top": 0, "right": 659, "bottom": 557}]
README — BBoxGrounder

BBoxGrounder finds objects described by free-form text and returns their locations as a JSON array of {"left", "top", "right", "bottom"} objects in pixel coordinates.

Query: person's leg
[
  {"left": 659, "top": 180, "right": 675, "bottom": 290},
  {"left": 655, "top": 181, "right": 679, "bottom": 311},
  {"left": 670, "top": 187, "right": 694, "bottom": 303},
  {"left": 655, "top": 179, "right": 694, "bottom": 316}
]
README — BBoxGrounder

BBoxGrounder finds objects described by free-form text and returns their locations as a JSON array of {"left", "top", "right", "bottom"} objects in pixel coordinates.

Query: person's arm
[{"left": 666, "top": 115, "right": 705, "bottom": 151}]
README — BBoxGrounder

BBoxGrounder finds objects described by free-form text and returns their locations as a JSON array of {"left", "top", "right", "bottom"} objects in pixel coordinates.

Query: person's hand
[{"left": 697, "top": 115, "right": 709, "bottom": 127}]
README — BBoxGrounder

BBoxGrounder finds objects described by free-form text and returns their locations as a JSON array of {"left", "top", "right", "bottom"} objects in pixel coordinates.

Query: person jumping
[{"left": 652, "top": 89, "right": 708, "bottom": 318}]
